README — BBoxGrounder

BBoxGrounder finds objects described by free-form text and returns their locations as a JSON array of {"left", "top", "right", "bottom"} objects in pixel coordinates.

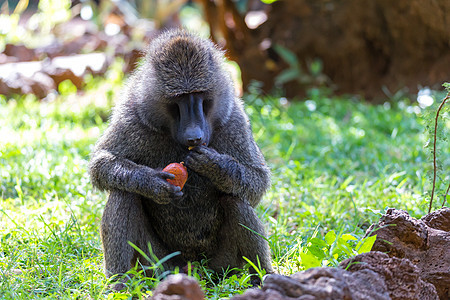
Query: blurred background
[{"left": 1, "top": 0, "right": 449, "bottom": 100}]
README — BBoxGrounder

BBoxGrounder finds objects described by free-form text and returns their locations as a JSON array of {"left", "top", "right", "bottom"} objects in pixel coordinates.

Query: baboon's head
[{"left": 135, "top": 30, "right": 235, "bottom": 149}]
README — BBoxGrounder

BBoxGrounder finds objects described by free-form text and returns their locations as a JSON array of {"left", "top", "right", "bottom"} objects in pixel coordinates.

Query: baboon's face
[
  {"left": 140, "top": 32, "right": 232, "bottom": 146},
  {"left": 166, "top": 92, "right": 212, "bottom": 148}
]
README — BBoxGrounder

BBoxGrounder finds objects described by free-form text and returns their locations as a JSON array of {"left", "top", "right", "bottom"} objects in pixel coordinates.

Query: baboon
[{"left": 89, "top": 29, "right": 273, "bottom": 286}]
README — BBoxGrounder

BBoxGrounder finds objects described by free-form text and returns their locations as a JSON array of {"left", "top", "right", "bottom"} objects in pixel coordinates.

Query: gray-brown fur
[{"left": 89, "top": 30, "right": 273, "bottom": 284}]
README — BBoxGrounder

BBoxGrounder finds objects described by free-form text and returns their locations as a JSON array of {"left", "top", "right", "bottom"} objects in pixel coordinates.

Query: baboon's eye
[
  {"left": 203, "top": 99, "right": 212, "bottom": 115},
  {"left": 167, "top": 103, "right": 179, "bottom": 119}
]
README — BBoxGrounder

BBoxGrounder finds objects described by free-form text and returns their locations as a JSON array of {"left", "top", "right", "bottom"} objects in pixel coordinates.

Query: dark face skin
[{"left": 167, "top": 93, "right": 212, "bottom": 148}]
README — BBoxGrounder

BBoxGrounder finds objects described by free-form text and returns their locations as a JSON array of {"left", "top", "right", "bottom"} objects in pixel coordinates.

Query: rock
[
  {"left": 36, "top": 35, "right": 107, "bottom": 59},
  {"left": 231, "top": 267, "right": 390, "bottom": 300},
  {"left": 232, "top": 251, "right": 441, "bottom": 300},
  {"left": 291, "top": 267, "right": 390, "bottom": 300},
  {"left": 421, "top": 207, "right": 450, "bottom": 232},
  {"left": 231, "top": 287, "right": 285, "bottom": 300},
  {"left": 341, "top": 251, "right": 438, "bottom": 300},
  {"left": 0, "top": 71, "right": 55, "bottom": 99},
  {"left": 0, "top": 61, "right": 43, "bottom": 79},
  {"left": 150, "top": 274, "right": 204, "bottom": 300},
  {"left": 366, "top": 208, "right": 450, "bottom": 299},
  {"left": 3, "top": 44, "right": 37, "bottom": 61},
  {"left": 0, "top": 53, "right": 19, "bottom": 64},
  {"left": 0, "top": 53, "right": 107, "bottom": 97},
  {"left": 28, "top": 72, "right": 56, "bottom": 99},
  {"left": 42, "top": 62, "right": 84, "bottom": 89},
  {"left": 0, "top": 77, "right": 22, "bottom": 95},
  {"left": 44, "top": 53, "right": 108, "bottom": 88}
]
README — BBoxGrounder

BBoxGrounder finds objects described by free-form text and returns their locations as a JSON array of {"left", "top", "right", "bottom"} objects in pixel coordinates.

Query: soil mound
[{"left": 367, "top": 207, "right": 450, "bottom": 299}]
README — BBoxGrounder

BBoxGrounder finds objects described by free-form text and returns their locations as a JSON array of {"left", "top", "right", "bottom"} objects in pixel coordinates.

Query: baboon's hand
[
  {"left": 185, "top": 146, "right": 239, "bottom": 188},
  {"left": 141, "top": 170, "right": 184, "bottom": 204},
  {"left": 185, "top": 145, "right": 222, "bottom": 174}
]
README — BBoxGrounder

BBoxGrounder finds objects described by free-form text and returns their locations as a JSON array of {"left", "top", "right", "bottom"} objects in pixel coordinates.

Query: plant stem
[
  {"left": 429, "top": 91, "right": 450, "bottom": 213},
  {"left": 443, "top": 182, "right": 450, "bottom": 208}
]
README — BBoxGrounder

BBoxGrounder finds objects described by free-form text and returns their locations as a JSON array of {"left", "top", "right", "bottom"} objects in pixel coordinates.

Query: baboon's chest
[{"left": 144, "top": 173, "right": 224, "bottom": 260}]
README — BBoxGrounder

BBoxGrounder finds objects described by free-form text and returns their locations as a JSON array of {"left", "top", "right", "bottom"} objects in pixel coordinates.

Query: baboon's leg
[
  {"left": 101, "top": 190, "right": 182, "bottom": 281},
  {"left": 208, "top": 197, "right": 273, "bottom": 276}
]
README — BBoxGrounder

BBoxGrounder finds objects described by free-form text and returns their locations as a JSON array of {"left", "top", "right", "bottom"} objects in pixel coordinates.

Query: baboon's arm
[{"left": 88, "top": 124, "right": 182, "bottom": 204}]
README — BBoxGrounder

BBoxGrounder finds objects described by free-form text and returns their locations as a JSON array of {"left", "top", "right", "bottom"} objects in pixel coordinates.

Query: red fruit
[{"left": 163, "top": 162, "right": 188, "bottom": 190}]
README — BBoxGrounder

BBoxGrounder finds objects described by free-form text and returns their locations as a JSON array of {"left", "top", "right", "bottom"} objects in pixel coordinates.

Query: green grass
[{"left": 1, "top": 82, "right": 448, "bottom": 299}]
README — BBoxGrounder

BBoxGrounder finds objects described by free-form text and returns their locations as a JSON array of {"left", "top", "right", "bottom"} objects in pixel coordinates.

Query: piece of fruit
[
  {"left": 163, "top": 162, "right": 188, "bottom": 190},
  {"left": 188, "top": 143, "right": 206, "bottom": 151}
]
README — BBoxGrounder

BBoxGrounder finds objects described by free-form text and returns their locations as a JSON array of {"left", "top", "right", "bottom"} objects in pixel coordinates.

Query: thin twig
[
  {"left": 443, "top": 182, "right": 450, "bottom": 208},
  {"left": 429, "top": 91, "right": 450, "bottom": 213}
]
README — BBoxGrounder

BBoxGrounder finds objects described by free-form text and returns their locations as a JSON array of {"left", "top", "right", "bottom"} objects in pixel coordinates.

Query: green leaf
[
  {"left": 275, "top": 68, "right": 300, "bottom": 85},
  {"left": 341, "top": 234, "right": 357, "bottom": 241},
  {"left": 324, "top": 230, "right": 336, "bottom": 245},
  {"left": 308, "top": 244, "right": 326, "bottom": 260},
  {"left": 13, "top": 0, "right": 29, "bottom": 14},
  {"left": 340, "top": 176, "right": 355, "bottom": 190},
  {"left": 309, "top": 237, "right": 328, "bottom": 247},
  {"left": 309, "top": 59, "right": 323, "bottom": 76},
  {"left": 300, "top": 251, "right": 321, "bottom": 269},
  {"left": 58, "top": 79, "right": 77, "bottom": 96},
  {"left": 107, "top": 293, "right": 129, "bottom": 300},
  {"left": 243, "top": 256, "right": 264, "bottom": 279},
  {"left": 334, "top": 238, "right": 354, "bottom": 256},
  {"left": 273, "top": 44, "right": 299, "bottom": 68},
  {"left": 357, "top": 235, "right": 377, "bottom": 254}
]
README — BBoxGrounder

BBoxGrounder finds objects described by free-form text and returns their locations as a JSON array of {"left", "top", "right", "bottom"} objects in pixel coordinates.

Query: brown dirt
[
  {"left": 150, "top": 274, "right": 205, "bottom": 300},
  {"left": 341, "top": 252, "right": 438, "bottom": 300},
  {"left": 421, "top": 207, "right": 450, "bottom": 231},
  {"left": 366, "top": 207, "right": 450, "bottom": 299}
]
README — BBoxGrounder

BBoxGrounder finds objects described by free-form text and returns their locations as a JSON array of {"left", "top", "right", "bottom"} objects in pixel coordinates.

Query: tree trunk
[{"left": 196, "top": 0, "right": 450, "bottom": 99}]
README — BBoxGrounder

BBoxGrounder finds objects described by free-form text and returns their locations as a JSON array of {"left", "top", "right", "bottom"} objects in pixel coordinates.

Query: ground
[{"left": 0, "top": 81, "right": 448, "bottom": 299}]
